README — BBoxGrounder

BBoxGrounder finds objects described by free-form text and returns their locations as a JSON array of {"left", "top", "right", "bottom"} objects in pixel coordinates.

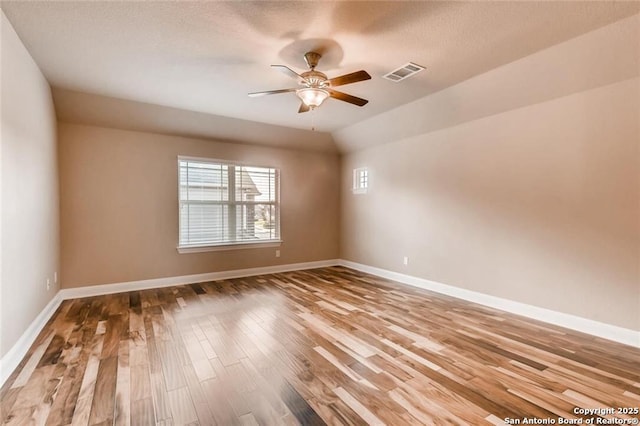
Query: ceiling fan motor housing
[
  {"left": 301, "top": 70, "right": 328, "bottom": 88},
  {"left": 304, "top": 51, "right": 322, "bottom": 69}
]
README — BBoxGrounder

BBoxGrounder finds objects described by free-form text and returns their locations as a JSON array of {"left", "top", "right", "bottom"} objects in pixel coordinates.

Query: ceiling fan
[{"left": 248, "top": 51, "right": 371, "bottom": 113}]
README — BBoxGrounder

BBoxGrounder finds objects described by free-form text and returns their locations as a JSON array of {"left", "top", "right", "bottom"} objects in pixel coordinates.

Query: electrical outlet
[
  {"left": 403, "top": 256, "right": 409, "bottom": 266},
  {"left": 275, "top": 250, "right": 281, "bottom": 258},
  {"left": 46, "top": 278, "right": 51, "bottom": 290}
]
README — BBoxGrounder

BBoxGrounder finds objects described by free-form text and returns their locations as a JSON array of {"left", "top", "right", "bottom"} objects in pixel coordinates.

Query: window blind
[{"left": 178, "top": 158, "right": 280, "bottom": 248}]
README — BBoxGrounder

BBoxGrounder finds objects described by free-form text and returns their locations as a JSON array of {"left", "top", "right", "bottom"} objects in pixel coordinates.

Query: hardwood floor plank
[
  {"left": 0, "top": 387, "right": 21, "bottom": 424},
  {"left": 5, "top": 364, "right": 56, "bottom": 425},
  {"left": 333, "top": 386, "right": 385, "bottom": 425},
  {"left": 166, "top": 387, "right": 197, "bottom": 425},
  {"left": 156, "top": 340, "right": 186, "bottom": 391},
  {"left": 389, "top": 387, "right": 466, "bottom": 425},
  {"left": 70, "top": 334, "right": 104, "bottom": 426},
  {"left": 130, "top": 364, "right": 151, "bottom": 403},
  {"left": 200, "top": 377, "right": 237, "bottom": 425},
  {"left": 114, "top": 340, "right": 131, "bottom": 426},
  {"left": 10, "top": 332, "right": 55, "bottom": 389},
  {"left": 130, "top": 397, "right": 155, "bottom": 426},
  {"left": 307, "top": 396, "right": 364, "bottom": 426},
  {"left": 148, "top": 372, "right": 171, "bottom": 423},
  {"left": 88, "top": 356, "right": 117, "bottom": 425},
  {"left": 181, "top": 361, "right": 216, "bottom": 426},
  {"left": 239, "top": 358, "right": 297, "bottom": 420},
  {"left": 403, "top": 377, "right": 491, "bottom": 424},
  {"left": 278, "top": 379, "right": 326, "bottom": 425}
]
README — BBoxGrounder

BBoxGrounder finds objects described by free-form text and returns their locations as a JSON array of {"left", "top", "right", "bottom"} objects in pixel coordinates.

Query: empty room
[{"left": 1, "top": 1, "right": 639, "bottom": 425}]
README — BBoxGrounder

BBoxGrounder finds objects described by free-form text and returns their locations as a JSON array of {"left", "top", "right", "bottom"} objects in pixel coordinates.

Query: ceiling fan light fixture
[
  {"left": 250, "top": 52, "right": 370, "bottom": 113},
  {"left": 296, "top": 87, "right": 329, "bottom": 108}
]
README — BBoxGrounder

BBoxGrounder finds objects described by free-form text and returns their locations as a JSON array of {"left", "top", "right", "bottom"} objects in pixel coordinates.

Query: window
[
  {"left": 178, "top": 157, "right": 280, "bottom": 251},
  {"left": 353, "top": 167, "right": 369, "bottom": 194}
]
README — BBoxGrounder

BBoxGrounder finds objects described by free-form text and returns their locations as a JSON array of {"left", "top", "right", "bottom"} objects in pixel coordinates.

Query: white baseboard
[
  {"left": 338, "top": 260, "right": 639, "bottom": 348},
  {"left": 59, "top": 259, "right": 340, "bottom": 300},
  {"left": 0, "top": 292, "right": 63, "bottom": 386},
  {"left": 0, "top": 259, "right": 339, "bottom": 388}
]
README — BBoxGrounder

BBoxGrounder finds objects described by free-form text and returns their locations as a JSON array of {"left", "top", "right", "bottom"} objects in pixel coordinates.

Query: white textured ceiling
[{"left": 2, "top": 1, "right": 639, "bottom": 132}]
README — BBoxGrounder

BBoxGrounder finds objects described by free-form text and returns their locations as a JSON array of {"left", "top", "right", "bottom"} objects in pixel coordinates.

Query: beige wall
[
  {"left": 341, "top": 77, "right": 639, "bottom": 331},
  {"left": 58, "top": 123, "right": 340, "bottom": 288},
  {"left": 1, "top": 11, "right": 59, "bottom": 358}
]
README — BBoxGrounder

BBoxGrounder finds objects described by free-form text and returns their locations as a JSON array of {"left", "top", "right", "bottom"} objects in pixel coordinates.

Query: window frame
[
  {"left": 352, "top": 167, "right": 369, "bottom": 194},
  {"left": 177, "top": 156, "right": 281, "bottom": 253}
]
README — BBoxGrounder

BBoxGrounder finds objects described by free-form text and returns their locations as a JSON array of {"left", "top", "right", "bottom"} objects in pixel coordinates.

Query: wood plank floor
[{"left": 1, "top": 266, "right": 639, "bottom": 425}]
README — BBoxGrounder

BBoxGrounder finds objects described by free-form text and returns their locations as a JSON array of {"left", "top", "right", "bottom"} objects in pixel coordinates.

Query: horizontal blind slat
[{"left": 179, "top": 159, "right": 279, "bottom": 246}]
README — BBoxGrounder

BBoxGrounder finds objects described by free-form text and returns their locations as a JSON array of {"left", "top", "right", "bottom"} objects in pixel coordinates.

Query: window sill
[{"left": 177, "top": 240, "right": 282, "bottom": 254}]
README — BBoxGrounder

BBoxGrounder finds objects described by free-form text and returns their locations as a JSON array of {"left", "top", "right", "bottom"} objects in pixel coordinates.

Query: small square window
[{"left": 353, "top": 167, "right": 368, "bottom": 194}]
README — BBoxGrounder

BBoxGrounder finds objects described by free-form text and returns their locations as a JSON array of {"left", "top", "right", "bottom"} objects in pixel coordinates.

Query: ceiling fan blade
[
  {"left": 248, "top": 88, "right": 297, "bottom": 97},
  {"left": 327, "top": 70, "right": 371, "bottom": 87},
  {"left": 298, "top": 102, "right": 310, "bottom": 113},
  {"left": 271, "top": 64, "right": 304, "bottom": 80},
  {"left": 328, "top": 89, "right": 368, "bottom": 107}
]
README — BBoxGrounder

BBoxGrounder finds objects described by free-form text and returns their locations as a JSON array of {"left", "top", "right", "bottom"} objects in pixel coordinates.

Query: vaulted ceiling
[{"left": 2, "top": 1, "right": 639, "bottom": 134}]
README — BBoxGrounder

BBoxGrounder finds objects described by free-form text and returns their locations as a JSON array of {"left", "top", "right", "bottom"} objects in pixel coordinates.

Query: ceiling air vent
[{"left": 383, "top": 62, "right": 425, "bottom": 82}]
